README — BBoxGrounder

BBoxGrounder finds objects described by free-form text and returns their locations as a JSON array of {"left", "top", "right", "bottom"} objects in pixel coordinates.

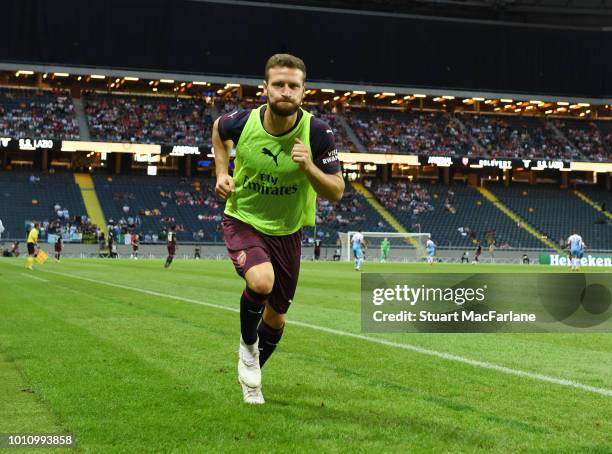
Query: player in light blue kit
[
  {"left": 352, "top": 231, "right": 366, "bottom": 271},
  {"left": 426, "top": 236, "right": 436, "bottom": 265},
  {"left": 567, "top": 231, "right": 585, "bottom": 272}
]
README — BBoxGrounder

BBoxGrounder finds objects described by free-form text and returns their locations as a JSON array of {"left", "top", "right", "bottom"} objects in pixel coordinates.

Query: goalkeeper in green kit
[{"left": 380, "top": 237, "right": 390, "bottom": 262}]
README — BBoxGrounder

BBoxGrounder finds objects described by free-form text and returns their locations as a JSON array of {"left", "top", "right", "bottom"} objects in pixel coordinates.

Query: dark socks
[
  {"left": 240, "top": 288, "right": 268, "bottom": 345},
  {"left": 257, "top": 319, "right": 284, "bottom": 367},
  {"left": 164, "top": 256, "right": 173, "bottom": 267}
]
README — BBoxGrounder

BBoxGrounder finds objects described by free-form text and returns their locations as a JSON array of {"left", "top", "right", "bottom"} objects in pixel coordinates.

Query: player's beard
[{"left": 268, "top": 99, "right": 300, "bottom": 117}]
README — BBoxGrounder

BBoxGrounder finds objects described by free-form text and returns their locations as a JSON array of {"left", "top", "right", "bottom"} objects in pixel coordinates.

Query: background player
[
  {"left": 26, "top": 223, "right": 39, "bottom": 270},
  {"left": 164, "top": 225, "right": 177, "bottom": 268},
  {"left": 380, "top": 237, "right": 389, "bottom": 262},
  {"left": 352, "top": 230, "right": 366, "bottom": 271},
  {"left": 567, "top": 230, "right": 585, "bottom": 271},
  {"left": 473, "top": 240, "right": 482, "bottom": 264},
  {"left": 426, "top": 236, "right": 436, "bottom": 264},
  {"left": 54, "top": 234, "right": 63, "bottom": 261},
  {"left": 131, "top": 231, "right": 140, "bottom": 259}
]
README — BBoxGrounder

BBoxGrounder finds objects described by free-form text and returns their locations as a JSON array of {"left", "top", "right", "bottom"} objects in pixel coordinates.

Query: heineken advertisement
[{"left": 540, "top": 254, "right": 612, "bottom": 266}]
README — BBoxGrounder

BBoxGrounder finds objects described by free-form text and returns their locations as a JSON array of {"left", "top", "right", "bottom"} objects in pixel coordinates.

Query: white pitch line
[
  {"left": 10, "top": 264, "right": 612, "bottom": 398},
  {"left": 20, "top": 273, "right": 50, "bottom": 283}
]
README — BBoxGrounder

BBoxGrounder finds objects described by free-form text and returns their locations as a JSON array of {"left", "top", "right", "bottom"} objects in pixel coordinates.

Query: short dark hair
[{"left": 264, "top": 54, "right": 307, "bottom": 82}]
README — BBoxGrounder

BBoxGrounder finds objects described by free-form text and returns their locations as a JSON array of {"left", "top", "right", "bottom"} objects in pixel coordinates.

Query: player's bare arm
[
  {"left": 212, "top": 118, "right": 235, "bottom": 201},
  {"left": 291, "top": 138, "right": 344, "bottom": 202}
]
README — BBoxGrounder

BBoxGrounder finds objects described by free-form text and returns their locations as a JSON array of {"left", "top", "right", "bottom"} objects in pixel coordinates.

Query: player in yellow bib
[
  {"left": 26, "top": 223, "right": 39, "bottom": 270},
  {"left": 213, "top": 54, "right": 344, "bottom": 404}
]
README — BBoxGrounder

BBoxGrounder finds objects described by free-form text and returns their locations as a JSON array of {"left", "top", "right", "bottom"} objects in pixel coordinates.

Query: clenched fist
[
  {"left": 215, "top": 174, "right": 235, "bottom": 201},
  {"left": 291, "top": 138, "right": 314, "bottom": 172}
]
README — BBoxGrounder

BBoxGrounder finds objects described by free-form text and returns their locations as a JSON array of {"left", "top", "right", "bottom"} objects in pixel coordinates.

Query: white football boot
[
  {"left": 238, "top": 336, "right": 261, "bottom": 388},
  {"left": 239, "top": 378, "right": 265, "bottom": 405}
]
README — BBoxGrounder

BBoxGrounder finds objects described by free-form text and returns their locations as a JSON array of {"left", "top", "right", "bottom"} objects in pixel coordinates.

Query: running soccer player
[
  {"left": 164, "top": 226, "right": 177, "bottom": 268},
  {"left": 131, "top": 232, "right": 140, "bottom": 259},
  {"left": 380, "top": 237, "right": 390, "bottom": 262},
  {"left": 54, "top": 235, "right": 63, "bottom": 261},
  {"left": 473, "top": 240, "right": 482, "bottom": 264},
  {"left": 26, "top": 223, "right": 39, "bottom": 270},
  {"left": 567, "top": 230, "right": 585, "bottom": 272},
  {"left": 426, "top": 236, "right": 436, "bottom": 264},
  {"left": 213, "top": 54, "right": 344, "bottom": 404},
  {"left": 352, "top": 230, "right": 366, "bottom": 271}
]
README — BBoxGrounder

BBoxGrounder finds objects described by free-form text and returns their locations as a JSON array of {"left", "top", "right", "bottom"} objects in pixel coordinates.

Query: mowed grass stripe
[
  {"left": 0, "top": 263, "right": 286, "bottom": 450},
  {"left": 0, "top": 270, "right": 75, "bottom": 437},
  {"left": 10, "top": 260, "right": 611, "bottom": 398},
  {"left": 0, "top": 282, "right": 243, "bottom": 450},
  {"left": 1, "top": 260, "right": 611, "bottom": 451},
  {"left": 3, "top": 259, "right": 612, "bottom": 390}
]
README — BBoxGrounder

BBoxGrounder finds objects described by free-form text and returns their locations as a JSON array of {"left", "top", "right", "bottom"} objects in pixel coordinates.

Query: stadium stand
[
  {"left": 0, "top": 171, "right": 88, "bottom": 240},
  {"left": 488, "top": 183, "right": 612, "bottom": 250},
  {"left": 576, "top": 185, "right": 612, "bottom": 216},
  {"left": 303, "top": 182, "right": 392, "bottom": 244},
  {"left": 0, "top": 87, "right": 80, "bottom": 139},
  {"left": 367, "top": 179, "right": 540, "bottom": 249},
  {"left": 1, "top": 81, "right": 609, "bottom": 164},
  {"left": 460, "top": 114, "right": 580, "bottom": 161},
  {"left": 0, "top": 89, "right": 577, "bottom": 163},
  {"left": 93, "top": 175, "right": 390, "bottom": 245},
  {"left": 305, "top": 105, "right": 353, "bottom": 151},
  {"left": 345, "top": 109, "right": 474, "bottom": 155},
  {"left": 83, "top": 92, "right": 214, "bottom": 145},
  {"left": 92, "top": 174, "right": 223, "bottom": 242},
  {"left": 556, "top": 119, "right": 612, "bottom": 162}
]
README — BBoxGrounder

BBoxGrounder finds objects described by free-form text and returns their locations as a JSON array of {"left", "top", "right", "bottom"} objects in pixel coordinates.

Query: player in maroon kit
[
  {"left": 164, "top": 225, "right": 177, "bottom": 268},
  {"left": 131, "top": 232, "right": 140, "bottom": 259},
  {"left": 473, "top": 240, "right": 482, "bottom": 264},
  {"left": 54, "top": 235, "right": 63, "bottom": 261}
]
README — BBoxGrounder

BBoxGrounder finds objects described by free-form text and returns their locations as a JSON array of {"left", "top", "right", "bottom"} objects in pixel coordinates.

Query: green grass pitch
[{"left": 0, "top": 258, "right": 610, "bottom": 452}]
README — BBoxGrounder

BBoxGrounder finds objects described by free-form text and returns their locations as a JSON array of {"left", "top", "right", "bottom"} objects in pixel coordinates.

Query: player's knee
[
  {"left": 249, "top": 279, "right": 273, "bottom": 295},
  {"left": 246, "top": 267, "right": 274, "bottom": 295},
  {"left": 263, "top": 307, "right": 285, "bottom": 330}
]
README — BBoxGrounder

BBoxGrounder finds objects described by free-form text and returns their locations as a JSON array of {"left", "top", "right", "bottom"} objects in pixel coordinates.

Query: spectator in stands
[
  {"left": 444, "top": 196, "right": 455, "bottom": 214},
  {"left": 447, "top": 189, "right": 455, "bottom": 204},
  {"left": 489, "top": 240, "right": 496, "bottom": 263}
]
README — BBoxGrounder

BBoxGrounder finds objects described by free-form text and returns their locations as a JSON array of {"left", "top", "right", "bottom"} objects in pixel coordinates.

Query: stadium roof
[{"left": 211, "top": 0, "right": 612, "bottom": 29}]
